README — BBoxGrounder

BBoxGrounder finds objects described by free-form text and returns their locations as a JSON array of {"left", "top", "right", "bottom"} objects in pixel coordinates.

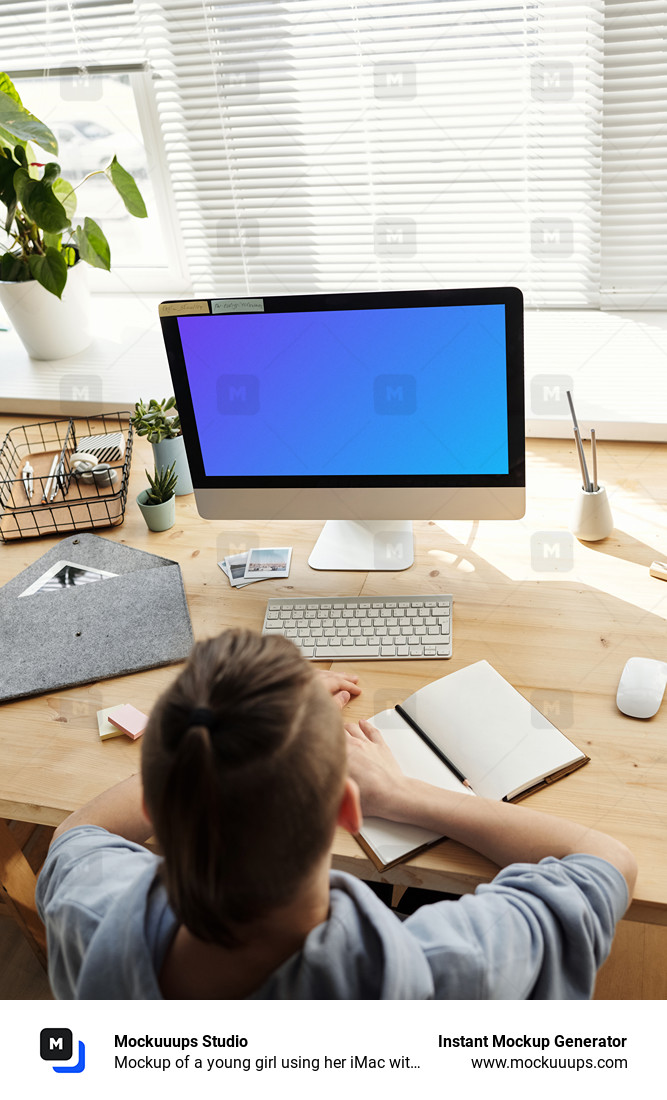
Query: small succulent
[
  {"left": 144, "top": 461, "right": 178, "bottom": 504},
  {"left": 131, "top": 397, "right": 181, "bottom": 443}
]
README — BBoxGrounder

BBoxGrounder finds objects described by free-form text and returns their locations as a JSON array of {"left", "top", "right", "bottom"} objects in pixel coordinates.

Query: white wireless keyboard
[{"left": 261, "top": 595, "right": 452, "bottom": 660}]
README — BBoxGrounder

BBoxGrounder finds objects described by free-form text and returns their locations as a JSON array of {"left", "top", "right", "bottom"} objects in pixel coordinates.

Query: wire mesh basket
[{"left": 0, "top": 413, "right": 133, "bottom": 541}]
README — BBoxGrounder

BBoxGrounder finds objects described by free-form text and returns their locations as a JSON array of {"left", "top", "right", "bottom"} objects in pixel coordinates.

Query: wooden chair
[{"left": 0, "top": 818, "right": 53, "bottom": 969}]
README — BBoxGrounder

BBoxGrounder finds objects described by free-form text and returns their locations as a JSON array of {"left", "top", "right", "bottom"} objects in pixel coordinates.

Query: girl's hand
[
  {"left": 317, "top": 669, "right": 361, "bottom": 709},
  {"left": 345, "top": 718, "right": 408, "bottom": 819}
]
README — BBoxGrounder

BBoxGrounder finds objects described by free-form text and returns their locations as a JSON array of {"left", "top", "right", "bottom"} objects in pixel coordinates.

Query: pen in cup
[
  {"left": 591, "top": 427, "right": 597, "bottom": 492},
  {"left": 567, "top": 390, "right": 592, "bottom": 491}
]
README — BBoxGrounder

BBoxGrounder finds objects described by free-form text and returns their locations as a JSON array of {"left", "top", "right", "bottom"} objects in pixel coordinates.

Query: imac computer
[{"left": 158, "top": 287, "right": 525, "bottom": 570}]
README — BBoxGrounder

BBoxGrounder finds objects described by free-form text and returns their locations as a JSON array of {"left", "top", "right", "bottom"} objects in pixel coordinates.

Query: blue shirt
[{"left": 35, "top": 825, "right": 628, "bottom": 999}]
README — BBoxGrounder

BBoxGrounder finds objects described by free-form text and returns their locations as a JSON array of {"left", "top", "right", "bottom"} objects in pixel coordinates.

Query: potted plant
[
  {"left": 0, "top": 72, "right": 147, "bottom": 359},
  {"left": 136, "top": 462, "right": 178, "bottom": 532},
  {"left": 130, "top": 396, "right": 193, "bottom": 495}
]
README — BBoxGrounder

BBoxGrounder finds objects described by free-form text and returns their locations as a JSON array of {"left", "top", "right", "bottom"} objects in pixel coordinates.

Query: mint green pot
[{"left": 136, "top": 489, "right": 176, "bottom": 532}]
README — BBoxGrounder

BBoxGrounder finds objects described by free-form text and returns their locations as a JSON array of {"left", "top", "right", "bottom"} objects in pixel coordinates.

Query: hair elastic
[{"left": 189, "top": 706, "right": 216, "bottom": 731}]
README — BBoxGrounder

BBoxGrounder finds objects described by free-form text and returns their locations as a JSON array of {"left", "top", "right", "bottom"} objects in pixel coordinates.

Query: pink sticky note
[{"left": 107, "top": 703, "right": 148, "bottom": 741}]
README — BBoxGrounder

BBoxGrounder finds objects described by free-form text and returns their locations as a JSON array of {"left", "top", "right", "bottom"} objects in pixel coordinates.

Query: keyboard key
[{"left": 316, "top": 644, "right": 380, "bottom": 658}]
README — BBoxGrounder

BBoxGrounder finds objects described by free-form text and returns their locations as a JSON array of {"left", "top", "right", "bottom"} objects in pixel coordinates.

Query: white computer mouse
[{"left": 616, "top": 657, "right": 667, "bottom": 719}]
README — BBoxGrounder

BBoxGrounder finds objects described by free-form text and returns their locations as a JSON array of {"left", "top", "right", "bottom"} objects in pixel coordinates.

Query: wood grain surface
[{"left": 1, "top": 417, "right": 666, "bottom": 925}]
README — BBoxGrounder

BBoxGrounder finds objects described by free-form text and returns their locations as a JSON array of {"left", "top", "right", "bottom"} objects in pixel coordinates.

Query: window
[
  {"left": 1, "top": 1, "right": 189, "bottom": 292},
  {"left": 136, "top": 0, "right": 665, "bottom": 309},
  {"left": 2, "top": 2, "right": 665, "bottom": 309}
]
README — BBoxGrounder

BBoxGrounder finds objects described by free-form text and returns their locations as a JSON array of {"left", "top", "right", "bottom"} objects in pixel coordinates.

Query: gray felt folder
[{"left": 0, "top": 533, "right": 194, "bottom": 703}]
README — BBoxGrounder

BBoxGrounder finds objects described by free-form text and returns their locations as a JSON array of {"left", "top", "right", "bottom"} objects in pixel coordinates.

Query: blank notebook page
[{"left": 400, "top": 660, "right": 585, "bottom": 801}]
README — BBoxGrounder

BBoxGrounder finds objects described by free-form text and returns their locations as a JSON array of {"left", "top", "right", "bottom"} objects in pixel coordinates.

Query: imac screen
[{"left": 176, "top": 302, "right": 509, "bottom": 480}]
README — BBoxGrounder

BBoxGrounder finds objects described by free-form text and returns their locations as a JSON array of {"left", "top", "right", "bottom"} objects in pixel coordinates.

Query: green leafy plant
[
  {"left": 130, "top": 397, "right": 181, "bottom": 443},
  {"left": 144, "top": 461, "right": 178, "bottom": 505},
  {"left": 0, "top": 71, "right": 147, "bottom": 298}
]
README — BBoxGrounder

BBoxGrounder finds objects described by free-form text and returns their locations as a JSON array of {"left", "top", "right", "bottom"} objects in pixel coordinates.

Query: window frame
[{"left": 6, "top": 64, "right": 192, "bottom": 295}]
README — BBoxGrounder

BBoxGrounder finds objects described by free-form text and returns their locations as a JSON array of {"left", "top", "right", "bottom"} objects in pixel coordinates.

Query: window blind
[
  {"left": 600, "top": 0, "right": 667, "bottom": 308},
  {"left": 137, "top": 0, "right": 606, "bottom": 305},
  {"left": 0, "top": 0, "right": 141, "bottom": 71},
  {"left": 3, "top": 3, "right": 662, "bottom": 309}
]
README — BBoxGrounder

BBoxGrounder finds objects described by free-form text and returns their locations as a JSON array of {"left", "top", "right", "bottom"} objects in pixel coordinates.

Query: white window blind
[
  {"left": 1, "top": 0, "right": 141, "bottom": 71},
  {"left": 137, "top": 0, "right": 606, "bottom": 305},
  {"left": 600, "top": 0, "right": 667, "bottom": 308},
  {"left": 3, "top": 2, "right": 663, "bottom": 308}
]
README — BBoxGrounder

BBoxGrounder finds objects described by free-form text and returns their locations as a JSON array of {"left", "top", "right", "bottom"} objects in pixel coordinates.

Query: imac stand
[{"left": 308, "top": 520, "right": 414, "bottom": 571}]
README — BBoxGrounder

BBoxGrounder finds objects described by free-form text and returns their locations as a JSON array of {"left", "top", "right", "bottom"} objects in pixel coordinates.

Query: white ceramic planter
[
  {"left": 0, "top": 261, "right": 92, "bottom": 360},
  {"left": 570, "top": 484, "right": 614, "bottom": 541},
  {"left": 151, "top": 433, "right": 193, "bottom": 495},
  {"left": 136, "top": 489, "right": 176, "bottom": 532}
]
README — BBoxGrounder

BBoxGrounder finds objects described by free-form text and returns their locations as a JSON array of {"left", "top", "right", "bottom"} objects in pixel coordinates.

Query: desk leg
[{"left": 0, "top": 819, "right": 47, "bottom": 969}]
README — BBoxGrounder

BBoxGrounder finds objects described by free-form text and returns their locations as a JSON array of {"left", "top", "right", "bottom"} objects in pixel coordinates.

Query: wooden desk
[{"left": 1, "top": 417, "right": 667, "bottom": 990}]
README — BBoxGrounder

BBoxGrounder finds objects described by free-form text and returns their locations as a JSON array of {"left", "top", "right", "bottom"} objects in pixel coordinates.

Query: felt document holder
[{"left": 0, "top": 532, "right": 194, "bottom": 703}]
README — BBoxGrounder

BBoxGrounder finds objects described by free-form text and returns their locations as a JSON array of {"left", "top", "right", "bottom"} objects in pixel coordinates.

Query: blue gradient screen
[{"left": 178, "top": 303, "right": 509, "bottom": 478}]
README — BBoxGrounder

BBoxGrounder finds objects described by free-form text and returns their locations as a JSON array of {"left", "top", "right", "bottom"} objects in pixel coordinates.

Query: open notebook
[{"left": 358, "top": 660, "right": 589, "bottom": 871}]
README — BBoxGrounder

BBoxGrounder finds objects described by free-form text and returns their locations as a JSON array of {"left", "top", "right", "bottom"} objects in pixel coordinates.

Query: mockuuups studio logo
[
  {"left": 374, "top": 61, "right": 417, "bottom": 99},
  {"left": 374, "top": 218, "right": 416, "bottom": 256},
  {"left": 218, "top": 61, "right": 261, "bottom": 103},
  {"left": 530, "top": 374, "right": 573, "bottom": 415},
  {"left": 59, "top": 373, "right": 103, "bottom": 407},
  {"left": 373, "top": 528, "right": 412, "bottom": 569},
  {"left": 215, "top": 219, "right": 260, "bottom": 256},
  {"left": 217, "top": 374, "right": 260, "bottom": 415},
  {"left": 40, "top": 1028, "right": 86, "bottom": 1074},
  {"left": 531, "top": 218, "right": 573, "bottom": 257},
  {"left": 530, "top": 690, "right": 574, "bottom": 730},
  {"left": 60, "top": 74, "right": 102, "bottom": 102},
  {"left": 531, "top": 61, "right": 574, "bottom": 102},
  {"left": 530, "top": 531, "right": 574, "bottom": 573},
  {"left": 374, "top": 374, "right": 416, "bottom": 415}
]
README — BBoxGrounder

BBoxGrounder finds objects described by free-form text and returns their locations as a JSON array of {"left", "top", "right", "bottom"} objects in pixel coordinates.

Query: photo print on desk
[{"left": 18, "top": 560, "right": 118, "bottom": 597}]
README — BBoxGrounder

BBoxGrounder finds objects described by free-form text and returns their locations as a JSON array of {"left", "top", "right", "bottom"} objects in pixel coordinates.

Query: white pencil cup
[{"left": 570, "top": 484, "right": 614, "bottom": 542}]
